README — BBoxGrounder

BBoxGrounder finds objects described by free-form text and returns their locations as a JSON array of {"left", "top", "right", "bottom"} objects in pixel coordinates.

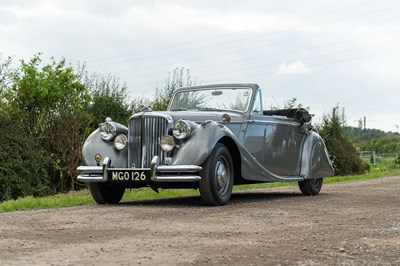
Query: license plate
[{"left": 108, "top": 169, "right": 150, "bottom": 182}]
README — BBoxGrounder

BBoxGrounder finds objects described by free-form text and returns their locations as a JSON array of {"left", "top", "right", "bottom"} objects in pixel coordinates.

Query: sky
[{"left": 1, "top": 0, "right": 399, "bottom": 132}]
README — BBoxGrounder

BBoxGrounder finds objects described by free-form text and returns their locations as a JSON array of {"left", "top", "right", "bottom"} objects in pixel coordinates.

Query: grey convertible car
[{"left": 77, "top": 83, "right": 334, "bottom": 205}]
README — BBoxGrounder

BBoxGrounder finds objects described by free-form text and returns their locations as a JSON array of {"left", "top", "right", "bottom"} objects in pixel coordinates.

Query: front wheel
[
  {"left": 88, "top": 183, "right": 125, "bottom": 204},
  {"left": 298, "top": 178, "right": 323, "bottom": 196},
  {"left": 199, "top": 143, "right": 234, "bottom": 206}
]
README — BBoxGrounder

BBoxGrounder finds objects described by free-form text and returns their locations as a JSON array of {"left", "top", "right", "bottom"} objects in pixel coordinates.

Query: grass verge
[{"left": 1, "top": 166, "right": 399, "bottom": 213}]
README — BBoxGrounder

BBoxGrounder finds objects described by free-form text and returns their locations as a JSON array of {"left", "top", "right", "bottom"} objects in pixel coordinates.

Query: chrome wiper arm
[
  {"left": 197, "top": 107, "right": 223, "bottom": 112},
  {"left": 170, "top": 108, "right": 188, "bottom": 111}
]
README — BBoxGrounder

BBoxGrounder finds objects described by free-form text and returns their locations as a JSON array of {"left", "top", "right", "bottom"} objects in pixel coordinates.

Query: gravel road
[{"left": 0, "top": 176, "right": 399, "bottom": 266}]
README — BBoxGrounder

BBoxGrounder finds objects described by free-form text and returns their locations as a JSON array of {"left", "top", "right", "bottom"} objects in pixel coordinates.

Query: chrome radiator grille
[{"left": 128, "top": 114, "right": 171, "bottom": 168}]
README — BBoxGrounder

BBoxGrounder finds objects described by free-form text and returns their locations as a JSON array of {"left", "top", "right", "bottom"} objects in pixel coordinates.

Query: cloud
[
  {"left": 275, "top": 60, "right": 312, "bottom": 74},
  {"left": 0, "top": 8, "right": 18, "bottom": 26}
]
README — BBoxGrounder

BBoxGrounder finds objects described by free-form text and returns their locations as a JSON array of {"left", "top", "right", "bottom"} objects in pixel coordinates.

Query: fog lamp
[
  {"left": 160, "top": 135, "right": 175, "bottom": 152},
  {"left": 114, "top": 134, "right": 127, "bottom": 150}
]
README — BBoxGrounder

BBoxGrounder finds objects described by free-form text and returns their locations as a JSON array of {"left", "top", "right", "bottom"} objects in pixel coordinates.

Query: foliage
[
  {"left": 317, "top": 105, "right": 367, "bottom": 175},
  {"left": 130, "top": 96, "right": 152, "bottom": 113},
  {"left": 269, "top": 97, "right": 310, "bottom": 110},
  {"left": 152, "top": 67, "right": 195, "bottom": 111},
  {"left": 0, "top": 54, "right": 150, "bottom": 199},
  {"left": 360, "top": 136, "right": 400, "bottom": 154},
  {"left": 0, "top": 107, "right": 52, "bottom": 201},
  {"left": 85, "top": 73, "right": 133, "bottom": 127},
  {"left": 395, "top": 154, "right": 400, "bottom": 165},
  {"left": 283, "top": 97, "right": 309, "bottom": 110},
  {"left": 345, "top": 127, "right": 400, "bottom": 155},
  {"left": 9, "top": 54, "right": 90, "bottom": 136},
  {"left": 224, "top": 95, "right": 248, "bottom": 111},
  {"left": 170, "top": 90, "right": 207, "bottom": 110},
  {"left": 345, "top": 127, "right": 388, "bottom": 142},
  {"left": 0, "top": 56, "right": 15, "bottom": 97},
  {"left": 43, "top": 109, "right": 93, "bottom": 192},
  {"left": 4, "top": 55, "right": 92, "bottom": 193}
]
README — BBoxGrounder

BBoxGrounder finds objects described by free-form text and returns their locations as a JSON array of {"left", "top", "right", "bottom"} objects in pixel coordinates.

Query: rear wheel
[
  {"left": 199, "top": 144, "right": 234, "bottom": 206},
  {"left": 298, "top": 178, "right": 323, "bottom": 196},
  {"left": 88, "top": 183, "right": 125, "bottom": 204}
]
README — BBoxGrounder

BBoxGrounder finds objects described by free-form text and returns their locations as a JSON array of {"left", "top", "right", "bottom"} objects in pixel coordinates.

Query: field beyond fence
[{"left": 360, "top": 151, "right": 397, "bottom": 165}]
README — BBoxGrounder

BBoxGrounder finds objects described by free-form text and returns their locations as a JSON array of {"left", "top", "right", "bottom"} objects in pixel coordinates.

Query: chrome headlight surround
[
  {"left": 160, "top": 135, "right": 175, "bottom": 152},
  {"left": 114, "top": 134, "right": 127, "bottom": 150},
  {"left": 99, "top": 122, "right": 117, "bottom": 141},
  {"left": 172, "top": 120, "right": 191, "bottom": 140}
]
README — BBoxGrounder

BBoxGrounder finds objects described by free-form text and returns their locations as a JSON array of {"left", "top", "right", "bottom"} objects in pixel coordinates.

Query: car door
[{"left": 243, "top": 112, "right": 306, "bottom": 177}]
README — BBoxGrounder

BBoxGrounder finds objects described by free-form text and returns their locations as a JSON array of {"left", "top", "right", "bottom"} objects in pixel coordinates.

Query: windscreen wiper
[{"left": 197, "top": 107, "right": 223, "bottom": 112}]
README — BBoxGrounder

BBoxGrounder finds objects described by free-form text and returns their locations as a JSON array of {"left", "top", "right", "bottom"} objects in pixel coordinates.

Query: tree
[
  {"left": 9, "top": 54, "right": 90, "bottom": 136},
  {"left": 318, "top": 105, "right": 367, "bottom": 175},
  {"left": 268, "top": 97, "right": 310, "bottom": 110},
  {"left": 7, "top": 54, "right": 91, "bottom": 192},
  {"left": 85, "top": 73, "right": 133, "bottom": 127},
  {"left": 0, "top": 56, "right": 15, "bottom": 106},
  {"left": 152, "top": 67, "right": 196, "bottom": 111},
  {"left": 0, "top": 107, "right": 52, "bottom": 200}
]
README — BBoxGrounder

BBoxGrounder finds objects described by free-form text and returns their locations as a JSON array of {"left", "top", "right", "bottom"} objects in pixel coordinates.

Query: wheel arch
[
  {"left": 300, "top": 132, "right": 335, "bottom": 179},
  {"left": 218, "top": 136, "right": 242, "bottom": 185},
  {"left": 172, "top": 121, "right": 238, "bottom": 166}
]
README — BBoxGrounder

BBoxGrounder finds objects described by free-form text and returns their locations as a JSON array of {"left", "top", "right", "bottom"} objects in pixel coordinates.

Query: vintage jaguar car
[{"left": 77, "top": 83, "right": 334, "bottom": 205}]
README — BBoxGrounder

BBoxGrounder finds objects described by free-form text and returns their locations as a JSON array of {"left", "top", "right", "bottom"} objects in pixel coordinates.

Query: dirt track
[{"left": 0, "top": 176, "right": 399, "bottom": 266}]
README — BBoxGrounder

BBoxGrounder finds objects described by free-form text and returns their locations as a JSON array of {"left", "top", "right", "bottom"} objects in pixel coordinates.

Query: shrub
[
  {"left": 0, "top": 108, "right": 52, "bottom": 201},
  {"left": 318, "top": 106, "right": 367, "bottom": 176},
  {"left": 395, "top": 154, "right": 400, "bottom": 165}
]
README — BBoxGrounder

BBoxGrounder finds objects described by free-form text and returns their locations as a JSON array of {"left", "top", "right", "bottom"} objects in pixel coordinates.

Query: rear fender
[{"left": 300, "top": 131, "right": 334, "bottom": 179}]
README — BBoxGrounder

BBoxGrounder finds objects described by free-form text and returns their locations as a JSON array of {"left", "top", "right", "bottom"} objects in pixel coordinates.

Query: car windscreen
[{"left": 170, "top": 88, "right": 252, "bottom": 113}]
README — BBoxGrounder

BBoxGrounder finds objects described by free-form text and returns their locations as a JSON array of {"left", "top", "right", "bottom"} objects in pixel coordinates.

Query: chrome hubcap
[{"left": 215, "top": 159, "right": 229, "bottom": 193}]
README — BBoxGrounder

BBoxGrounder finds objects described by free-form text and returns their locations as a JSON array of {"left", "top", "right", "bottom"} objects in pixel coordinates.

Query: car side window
[{"left": 252, "top": 90, "right": 262, "bottom": 114}]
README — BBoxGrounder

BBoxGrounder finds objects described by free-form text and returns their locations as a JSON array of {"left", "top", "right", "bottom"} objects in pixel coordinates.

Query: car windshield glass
[{"left": 170, "top": 87, "right": 252, "bottom": 112}]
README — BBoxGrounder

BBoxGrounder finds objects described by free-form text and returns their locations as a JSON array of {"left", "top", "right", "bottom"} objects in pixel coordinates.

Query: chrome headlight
[
  {"left": 173, "top": 120, "right": 191, "bottom": 140},
  {"left": 99, "top": 122, "right": 116, "bottom": 141},
  {"left": 114, "top": 134, "right": 127, "bottom": 150},
  {"left": 160, "top": 135, "right": 175, "bottom": 152}
]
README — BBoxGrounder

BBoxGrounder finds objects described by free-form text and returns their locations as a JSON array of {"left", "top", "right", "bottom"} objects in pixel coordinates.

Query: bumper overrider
[{"left": 76, "top": 156, "right": 202, "bottom": 183}]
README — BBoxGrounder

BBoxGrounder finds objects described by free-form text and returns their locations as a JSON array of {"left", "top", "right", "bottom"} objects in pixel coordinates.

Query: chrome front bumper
[{"left": 76, "top": 156, "right": 202, "bottom": 183}]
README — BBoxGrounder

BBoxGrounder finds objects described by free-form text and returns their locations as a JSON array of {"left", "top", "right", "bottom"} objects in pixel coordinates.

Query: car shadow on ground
[{"left": 117, "top": 190, "right": 324, "bottom": 207}]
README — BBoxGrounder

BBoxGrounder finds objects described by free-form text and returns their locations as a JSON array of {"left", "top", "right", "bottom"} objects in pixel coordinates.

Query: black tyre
[
  {"left": 298, "top": 178, "right": 323, "bottom": 196},
  {"left": 88, "top": 183, "right": 125, "bottom": 204},
  {"left": 199, "top": 144, "right": 234, "bottom": 206}
]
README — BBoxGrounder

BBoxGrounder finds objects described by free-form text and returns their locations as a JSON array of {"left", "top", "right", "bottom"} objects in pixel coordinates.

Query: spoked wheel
[
  {"left": 199, "top": 143, "right": 234, "bottom": 206},
  {"left": 88, "top": 182, "right": 125, "bottom": 204},
  {"left": 298, "top": 178, "right": 323, "bottom": 196}
]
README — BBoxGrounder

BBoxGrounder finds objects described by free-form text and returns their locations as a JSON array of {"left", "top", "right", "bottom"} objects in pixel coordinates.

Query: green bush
[
  {"left": 395, "top": 154, "right": 400, "bottom": 165},
  {"left": 0, "top": 108, "right": 52, "bottom": 201},
  {"left": 318, "top": 106, "right": 367, "bottom": 176}
]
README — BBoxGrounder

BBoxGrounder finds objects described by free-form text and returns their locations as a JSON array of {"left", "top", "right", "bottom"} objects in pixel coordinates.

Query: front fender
[
  {"left": 172, "top": 121, "right": 235, "bottom": 166},
  {"left": 81, "top": 124, "right": 128, "bottom": 168}
]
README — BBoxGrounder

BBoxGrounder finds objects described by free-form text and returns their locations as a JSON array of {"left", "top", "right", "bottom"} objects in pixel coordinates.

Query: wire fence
[{"left": 360, "top": 151, "right": 398, "bottom": 165}]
